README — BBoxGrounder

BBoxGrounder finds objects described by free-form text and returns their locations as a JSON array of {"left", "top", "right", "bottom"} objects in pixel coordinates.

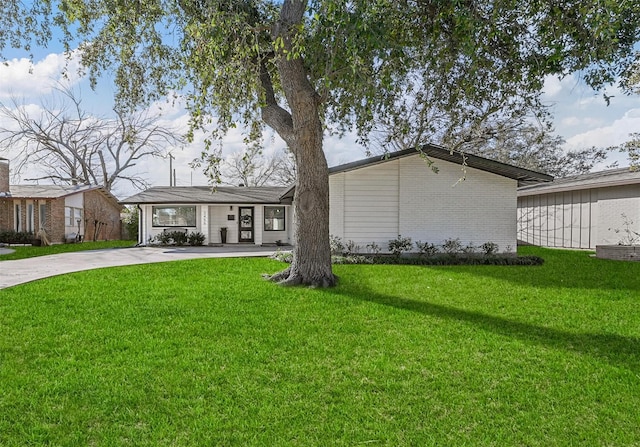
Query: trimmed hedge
[
  {"left": 0, "top": 230, "right": 35, "bottom": 244},
  {"left": 271, "top": 250, "right": 544, "bottom": 266}
]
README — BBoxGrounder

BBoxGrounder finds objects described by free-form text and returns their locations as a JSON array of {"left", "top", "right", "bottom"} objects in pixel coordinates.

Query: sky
[{"left": 0, "top": 46, "right": 638, "bottom": 199}]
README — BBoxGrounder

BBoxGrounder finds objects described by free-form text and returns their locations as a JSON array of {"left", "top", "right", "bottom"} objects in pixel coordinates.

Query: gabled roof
[
  {"left": 329, "top": 145, "right": 553, "bottom": 186},
  {"left": 518, "top": 167, "right": 640, "bottom": 196},
  {"left": 6, "top": 184, "right": 119, "bottom": 204},
  {"left": 121, "top": 186, "right": 293, "bottom": 205}
]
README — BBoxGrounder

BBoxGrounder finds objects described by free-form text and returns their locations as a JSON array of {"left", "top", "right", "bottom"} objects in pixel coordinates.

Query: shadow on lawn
[
  {"left": 341, "top": 287, "right": 640, "bottom": 373},
  {"left": 444, "top": 249, "right": 640, "bottom": 292}
]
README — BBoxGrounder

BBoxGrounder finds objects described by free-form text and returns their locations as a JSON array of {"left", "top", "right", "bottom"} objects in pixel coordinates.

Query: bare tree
[
  {"left": 221, "top": 147, "right": 296, "bottom": 187},
  {"left": 0, "top": 86, "right": 183, "bottom": 192}
]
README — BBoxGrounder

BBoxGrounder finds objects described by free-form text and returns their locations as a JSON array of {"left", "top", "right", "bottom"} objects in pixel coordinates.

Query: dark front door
[{"left": 238, "top": 207, "right": 254, "bottom": 243}]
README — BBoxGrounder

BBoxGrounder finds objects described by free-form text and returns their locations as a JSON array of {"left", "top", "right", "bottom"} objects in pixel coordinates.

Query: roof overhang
[{"left": 329, "top": 145, "right": 553, "bottom": 186}]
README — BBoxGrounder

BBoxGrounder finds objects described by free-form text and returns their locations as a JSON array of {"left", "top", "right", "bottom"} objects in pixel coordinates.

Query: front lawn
[
  {"left": 1, "top": 247, "right": 638, "bottom": 446},
  {"left": 0, "top": 240, "right": 136, "bottom": 260}
]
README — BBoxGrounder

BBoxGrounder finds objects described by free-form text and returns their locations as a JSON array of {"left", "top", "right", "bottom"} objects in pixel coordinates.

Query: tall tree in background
[
  {"left": 370, "top": 103, "right": 608, "bottom": 177},
  {"left": 0, "top": 87, "right": 183, "bottom": 194},
  {"left": 2, "top": 0, "right": 638, "bottom": 286},
  {"left": 221, "top": 147, "right": 296, "bottom": 187}
]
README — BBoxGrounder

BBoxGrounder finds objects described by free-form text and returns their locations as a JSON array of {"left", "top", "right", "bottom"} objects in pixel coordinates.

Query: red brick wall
[
  {"left": 49, "top": 199, "right": 66, "bottom": 243},
  {"left": 0, "top": 199, "right": 12, "bottom": 232}
]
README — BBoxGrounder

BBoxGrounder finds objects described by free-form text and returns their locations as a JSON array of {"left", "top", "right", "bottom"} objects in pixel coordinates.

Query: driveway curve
[{"left": 0, "top": 246, "right": 281, "bottom": 289}]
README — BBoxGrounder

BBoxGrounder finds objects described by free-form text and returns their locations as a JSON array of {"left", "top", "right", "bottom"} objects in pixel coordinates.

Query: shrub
[
  {"left": 462, "top": 242, "right": 477, "bottom": 254},
  {"left": 388, "top": 235, "right": 413, "bottom": 256},
  {"left": 480, "top": 242, "right": 499, "bottom": 255},
  {"left": 415, "top": 240, "right": 439, "bottom": 257},
  {"left": 271, "top": 249, "right": 293, "bottom": 263},
  {"left": 442, "top": 237, "right": 463, "bottom": 254},
  {"left": 329, "top": 234, "right": 345, "bottom": 255},
  {"left": 345, "top": 240, "right": 360, "bottom": 255},
  {"left": 0, "top": 230, "right": 34, "bottom": 244},
  {"left": 369, "top": 254, "right": 544, "bottom": 266},
  {"left": 366, "top": 242, "right": 381, "bottom": 255},
  {"left": 187, "top": 231, "right": 206, "bottom": 246}
]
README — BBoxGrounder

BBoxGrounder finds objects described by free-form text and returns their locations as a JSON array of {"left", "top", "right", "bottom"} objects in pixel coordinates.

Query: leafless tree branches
[
  {"left": 221, "top": 146, "right": 296, "bottom": 186},
  {"left": 0, "top": 86, "right": 183, "bottom": 192}
]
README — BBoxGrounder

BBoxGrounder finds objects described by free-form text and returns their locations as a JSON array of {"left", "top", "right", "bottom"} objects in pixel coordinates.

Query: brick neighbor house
[{"left": 0, "top": 158, "right": 123, "bottom": 243}]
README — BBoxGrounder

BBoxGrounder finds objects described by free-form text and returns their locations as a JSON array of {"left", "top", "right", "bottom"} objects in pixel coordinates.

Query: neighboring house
[
  {"left": 517, "top": 168, "right": 640, "bottom": 249},
  {"left": 0, "top": 158, "right": 123, "bottom": 243},
  {"left": 123, "top": 146, "right": 552, "bottom": 251}
]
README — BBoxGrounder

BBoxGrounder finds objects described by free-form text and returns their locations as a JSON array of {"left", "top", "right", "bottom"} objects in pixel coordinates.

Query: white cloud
[
  {"left": 564, "top": 108, "right": 640, "bottom": 168},
  {"left": 0, "top": 51, "right": 85, "bottom": 99},
  {"left": 542, "top": 76, "right": 564, "bottom": 97}
]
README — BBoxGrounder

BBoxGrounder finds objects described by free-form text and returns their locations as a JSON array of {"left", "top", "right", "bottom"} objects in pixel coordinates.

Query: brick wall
[
  {"left": 328, "top": 153, "right": 517, "bottom": 253},
  {"left": 0, "top": 159, "right": 9, "bottom": 194},
  {"left": 596, "top": 245, "right": 640, "bottom": 261},
  {"left": 83, "top": 190, "right": 123, "bottom": 241},
  {"left": 50, "top": 199, "right": 66, "bottom": 243}
]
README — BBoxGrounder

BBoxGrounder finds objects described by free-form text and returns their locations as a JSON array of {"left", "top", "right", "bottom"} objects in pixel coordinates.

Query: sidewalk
[{"left": 0, "top": 245, "right": 282, "bottom": 289}]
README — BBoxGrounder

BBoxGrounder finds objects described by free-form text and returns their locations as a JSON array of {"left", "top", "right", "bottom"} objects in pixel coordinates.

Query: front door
[{"left": 238, "top": 207, "right": 254, "bottom": 243}]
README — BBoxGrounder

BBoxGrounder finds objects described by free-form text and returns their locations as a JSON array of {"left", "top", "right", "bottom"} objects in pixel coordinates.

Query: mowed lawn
[{"left": 1, "top": 247, "right": 639, "bottom": 446}]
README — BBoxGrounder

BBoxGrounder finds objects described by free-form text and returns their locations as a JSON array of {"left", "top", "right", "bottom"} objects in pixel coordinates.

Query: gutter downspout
[{"left": 137, "top": 205, "right": 143, "bottom": 246}]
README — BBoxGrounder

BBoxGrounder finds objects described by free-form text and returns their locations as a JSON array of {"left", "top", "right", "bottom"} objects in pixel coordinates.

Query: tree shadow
[
  {"left": 425, "top": 254, "right": 640, "bottom": 292},
  {"left": 334, "top": 286, "right": 640, "bottom": 373}
]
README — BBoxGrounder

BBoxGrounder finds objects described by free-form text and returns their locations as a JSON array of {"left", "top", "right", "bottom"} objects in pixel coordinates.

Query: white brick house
[
  {"left": 123, "top": 146, "right": 552, "bottom": 251},
  {"left": 328, "top": 146, "right": 551, "bottom": 252}
]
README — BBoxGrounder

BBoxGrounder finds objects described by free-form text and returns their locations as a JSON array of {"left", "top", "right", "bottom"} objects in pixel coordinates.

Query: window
[
  {"left": 14, "top": 203, "right": 21, "bottom": 232},
  {"left": 27, "top": 203, "right": 34, "bottom": 232},
  {"left": 65, "top": 207, "right": 83, "bottom": 226},
  {"left": 152, "top": 206, "right": 197, "bottom": 227},
  {"left": 264, "top": 206, "right": 285, "bottom": 231},
  {"left": 39, "top": 203, "right": 47, "bottom": 227}
]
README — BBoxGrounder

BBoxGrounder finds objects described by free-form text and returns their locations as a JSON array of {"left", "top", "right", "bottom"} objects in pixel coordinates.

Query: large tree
[
  {"left": 3, "top": 0, "right": 639, "bottom": 286},
  {"left": 0, "top": 87, "right": 183, "bottom": 193}
]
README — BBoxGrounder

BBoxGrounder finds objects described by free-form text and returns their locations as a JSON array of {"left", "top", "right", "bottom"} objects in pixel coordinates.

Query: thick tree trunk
[
  {"left": 265, "top": 0, "right": 337, "bottom": 287},
  {"left": 269, "top": 113, "right": 337, "bottom": 287}
]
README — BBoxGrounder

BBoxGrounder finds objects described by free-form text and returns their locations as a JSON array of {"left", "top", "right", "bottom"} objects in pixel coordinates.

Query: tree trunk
[
  {"left": 270, "top": 111, "right": 337, "bottom": 287},
  {"left": 263, "top": 0, "right": 336, "bottom": 287}
]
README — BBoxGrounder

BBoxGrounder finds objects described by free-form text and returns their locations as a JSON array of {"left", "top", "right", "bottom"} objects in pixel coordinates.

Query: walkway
[{"left": 0, "top": 245, "right": 282, "bottom": 289}]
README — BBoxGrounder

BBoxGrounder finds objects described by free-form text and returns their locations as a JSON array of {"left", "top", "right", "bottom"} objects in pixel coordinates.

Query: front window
[
  {"left": 152, "top": 206, "right": 197, "bottom": 227},
  {"left": 39, "top": 203, "right": 47, "bottom": 227},
  {"left": 264, "top": 206, "right": 285, "bottom": 231},
  {"left": 65, "top": 207, "right": 83, "bottom": 226}
]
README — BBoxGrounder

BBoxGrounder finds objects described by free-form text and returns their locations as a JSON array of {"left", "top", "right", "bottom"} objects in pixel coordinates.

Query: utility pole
[{"left": 168, "top": 153, "right": 174, "bottom": 187}]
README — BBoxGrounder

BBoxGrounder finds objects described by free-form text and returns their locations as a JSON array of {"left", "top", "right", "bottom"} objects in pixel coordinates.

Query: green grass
[
  {"left": 1, "top": 247, "right": 639, "bottom": 446},
  {"left": 0, "top": 240, "right": 136, "bottom": 260}
]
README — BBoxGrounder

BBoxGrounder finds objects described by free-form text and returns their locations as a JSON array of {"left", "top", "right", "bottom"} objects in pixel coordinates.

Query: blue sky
[{"left": 1, "top": 44, "right": 638, "bottom": 198}]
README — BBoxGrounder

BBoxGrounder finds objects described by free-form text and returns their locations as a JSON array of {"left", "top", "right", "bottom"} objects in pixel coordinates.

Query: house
[
  {"left": 517, "top": 168, "right": 640, "bottom": 249},
  {"left": 122, "top": 145, "right": 552, "bottom": 252},
  {"left": 0, "top": 158, "right": 124, "bottom": 243},
  {"left": 121, "top": 186, "right": 294, "bottom": 246},
  {"left": 328, "top": 146, "right": 551, "bottom": 252}
]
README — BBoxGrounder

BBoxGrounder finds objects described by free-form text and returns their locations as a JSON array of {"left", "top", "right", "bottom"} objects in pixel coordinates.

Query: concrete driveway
[{"left": 0, "top": 245, "right": 282, "bottom": 289}]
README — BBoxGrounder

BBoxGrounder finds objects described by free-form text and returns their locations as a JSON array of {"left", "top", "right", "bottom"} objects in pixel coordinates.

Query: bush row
[
  {"left": 0, "top": 230, "right": 35, "bottom": 244},
  {"left": 151, "top": 230, "right": 206, "bottom": 246},
  {"left": 331, "top": 235, "right": 510, "bottom": 256},
  {"left": 270, "top": 250, "right": 544, "bottom": 266}
]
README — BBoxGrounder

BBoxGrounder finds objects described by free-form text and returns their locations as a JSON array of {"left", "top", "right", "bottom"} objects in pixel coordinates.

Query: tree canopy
[{"left": 2, "top": 0, "right": 639, "bottom": 285}]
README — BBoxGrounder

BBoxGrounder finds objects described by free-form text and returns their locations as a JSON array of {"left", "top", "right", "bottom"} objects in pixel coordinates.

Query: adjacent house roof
[
  {"left": 121, "top": 186, "right": 293, "bottom": 205},
  {"left": 6, "top": 184, "right": 120, "bottom": 204},
  {"left": 329, "top": 145, "right": 554, "bottom": 186},
  {"left": 518, "top": 168, "right": 640, "bottom": 197}
]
